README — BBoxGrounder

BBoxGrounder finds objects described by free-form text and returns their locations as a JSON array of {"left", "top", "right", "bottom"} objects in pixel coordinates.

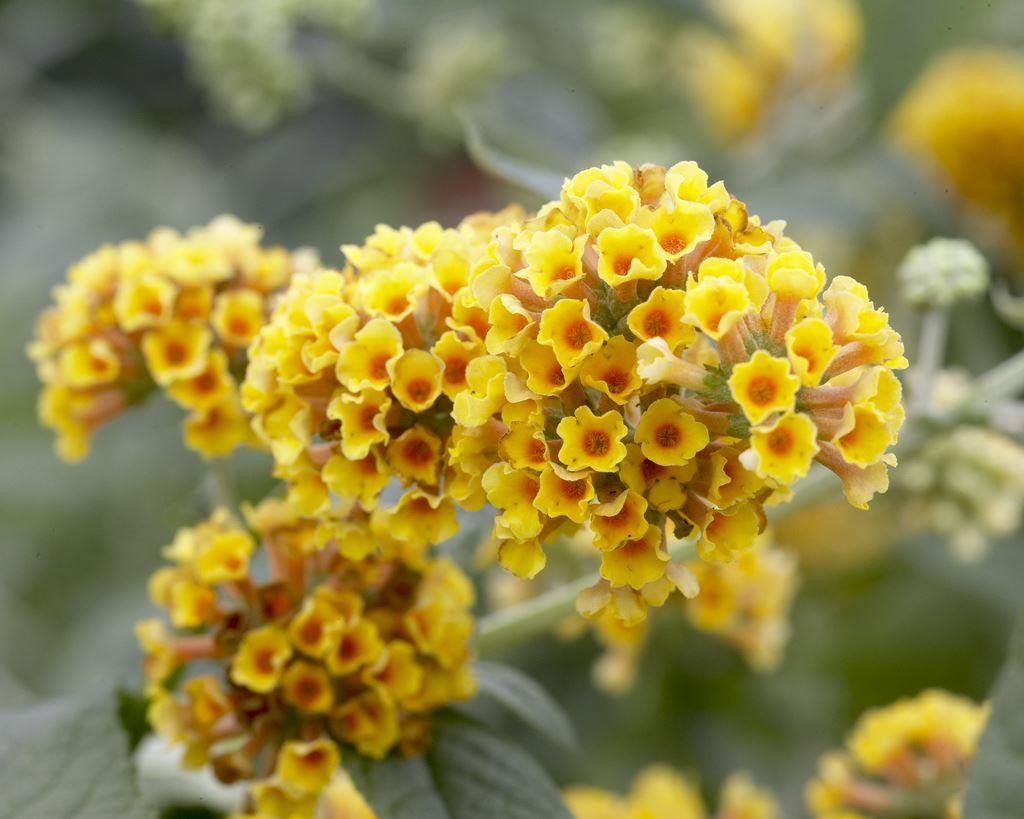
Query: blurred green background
[{"left": 2, "top": 0, "right": 1023, "bottom": 813}]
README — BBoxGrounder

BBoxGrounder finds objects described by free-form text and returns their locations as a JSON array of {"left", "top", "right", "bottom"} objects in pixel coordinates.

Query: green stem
[
  {"left": 476, "top": 538, "right": 697, "bottom": 656},
  {"left": 911, "top": 307, "right": 949, "bottom": 417}
]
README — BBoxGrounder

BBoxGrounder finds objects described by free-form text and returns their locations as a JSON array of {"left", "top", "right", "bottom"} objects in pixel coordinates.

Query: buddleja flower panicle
[
  {"left": 452, "top": 160, "right": 905, "bottom": 625},
  {"left": 806, "top": 689, "right": 987, "bottom": 819},
  {"left": 137, "top": 498, "right": 476, "bottom": 812},
  {"left": 28, "top": 216, "right": 311, "bottom": 461}
]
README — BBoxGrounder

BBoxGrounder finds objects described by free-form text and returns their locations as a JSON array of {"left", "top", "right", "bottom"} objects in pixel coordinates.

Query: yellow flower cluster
[
  {"left": 891, "top": 49, "right": 1024, "bottom": 260},
  {"left": 672, "top": 0, "right": 862, "bottom": 141},
  {"left": 242, "top": 207, "right": 522, "bottom": 532},
  {"left": 565, "top": 765, "right": 779, "bottom": 819},
  {"left": 806, "top": 689, "right": 988, "bottom": 819},
  {"left": 28, "top": 216, "right": 310, "bottom": 461},
  {"left": 136, "top": 498, "right": 476, "bottom": 807},
  {"left": 232, "top": 770, "right": 378, "bottom": 819},
  {"left": 585, "top": 534, "right": 798, "bottom": 694},
  {"left": 455, "top": 161, "right": 904, "bottom": 625}
]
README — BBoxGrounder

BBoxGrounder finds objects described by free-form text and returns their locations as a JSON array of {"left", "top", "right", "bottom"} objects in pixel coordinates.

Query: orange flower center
[
  {"left": 403, "top": 437, "right": 434, "bottom": 465},
  {"left": 526, "top": 438, "right": 547, "bottom": 464},
  {"left": 660, "top": 233, "right": 686, "bottom": 254},
  {"left": 164, "top": 340, "right": 188, "bottom": 365},
  {"left": 300, "top": 619, "right": 323, "bottom": 646},
  {"left": 293, "top": 675, "right": 324, "bottom": 706},
  {"left": 387, "top": 295, "right": 409, "bottom": 315},
  {"left": 747, "top": 375, "right": 778, "bottom": 405},
  {"left": 640, "top": 458, "right": 665, "bottom": 481},
  {"left": 443, "top": 358, "right": 467, "bottom": 384},
  {"left": 228, "top": 315, "right": 252, "bottom": 337},
  {"left": 602, "top": 369, "right": 629, "bottom": 395},
  {"left": 369, "top": 354, "right": 390, "bottom": 381},
  {"left": 404, "top": 378, "right": 433, "bottom": 403},
  {"left": 564, "top": 320, "right": 594, "bottom": 350},
  {"left": 582, "top": 429, "right": 610, "bottom": 456},
  {"left": 560, "top": 478, "right": 588, "bottom": 500},
  {"left": 643, "top": 309, "right": 671, "bottom": 338},
  {"left": 654, "top": 423, "right": 681, "bottom": 448},
  {"left": 254, "top": 647, "right": 277, "bottom": 675},
  {"left": 613, "top": 255, "right": 633, "bottom": 276},
  {"left": 554, "top": 263, "right": 576, "bottom": 281},
  {"left": 767, "top": 427, "right": 793, "bottom": 455}
]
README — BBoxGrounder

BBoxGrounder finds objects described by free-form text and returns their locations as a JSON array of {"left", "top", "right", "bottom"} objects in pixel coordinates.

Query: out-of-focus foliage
[{"left": 3, "top": 0, "right": 1024, "bottom": 815}]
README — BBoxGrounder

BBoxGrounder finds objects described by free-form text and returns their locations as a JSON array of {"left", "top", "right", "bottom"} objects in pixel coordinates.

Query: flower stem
[
  {"left": 911, "top": 307, "right": 948, "bottom": 417},
  {"left": 476, "top": 538, "right": 697, "bottom": 656}
]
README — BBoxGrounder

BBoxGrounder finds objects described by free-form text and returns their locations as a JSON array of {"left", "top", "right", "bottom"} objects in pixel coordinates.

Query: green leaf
[
  {"left": 348, "top": 721, "right": 572, "bottom": 819},
  {"left": 117, "top": 687, "right": 153, "bottom": 753},
  {"left": 345, "top": 754, "right": 449, "bottom": 819},
  {"left": 427, "top": 721, "right": 572, "bottom": 819},
  {"left": 0, "top": 690, "right": 152, "bottom": 819},
  {"left": 467, "top": 661, "right": 577, "bottom": 750},
  {"left": 963, "top": 611, "right": 1024, "bottom": 819},
  {"left": 461, "top": 114, "right": 563, "bottom": 201}
]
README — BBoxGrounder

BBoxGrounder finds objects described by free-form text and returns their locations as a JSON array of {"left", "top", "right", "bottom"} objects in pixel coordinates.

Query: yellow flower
[
  {"left": 193, "top": 528, "right": 255, "bottom": 584},
  {"left": 498, "top": 538, "right": 547, "bottom": 579},
  {"left": 483, "top": 463, "right": 543, "bottom": 541},
  {"left": 332, "top": 689, "right": 400, "bottom": 758},
  {"left": 336, "top": 319, "right": 404, "bottom": 392},
  {"left": 634, "top": 398, "right": 709, "bottom": 466},
  {"left": 595, "top": 224, "right": 666, "bottom": 287},
  {"left": 281, "top": 660, "right": 334, "bottom": 713},
  {"left": 537, "top": 299, "right": 608, "bottom": 369},
  {"left": 322, "top": 451, "right": 390, "bottom": 510},
  {"left": 627, "top": 286, "right": 694, "bottom": 351},
  {"left": 520, "top": 227, "right": 587, "bottom": 297},
  {"left": 328, "top": 389, "right": 392, "bottom": 461},
  {"left": 590, "top": 490, "right": 649, "bottom": 551},
  {"left": 535, "top": 464, "right": 595, "bottom": 524},
  {"left": 832, "top": 403, "right": 893, "bottom": 468},
  {"left": 451, "top": 355, "right": 508, "bottom": 427},
  {"left": 166, "top": 349, "right": 234, "bottom": 410},
  {"left": 288, "top": 596, "right": 344, "bottom": 658},
  {"left": 698, "top": 501, "right": 763, "bottom": 563},
  {"left": 276, "top": 738, "right": 340, "bottom": 794},
  {"left": 432, "top": 330, "right": 482, "bottom": 399},
  {"left": 320, "top": 773, "right": 378, "bottom": 819},
  {"left": 387, "top": 426, "right": 442, "bottom": 486},
  {"left": 485, "top": 295, "right": 535, "bottom": 356},
  {"left": 212, "top": 288, "right": 265, "bottom": 348},
  {"left": 563, "top": 161, "right": 641, "bottom": 227},
  {"left": 325, "top": 619, "right": 384, "bottom": 676},
  {"left": 113, "top": 272, "right": 177, "bottom": 331},
  {"left": 636, "top": 201, "right": 715, "bottom": 260},
  {"left": 580, "top": 336, "right": 642, "bottom": 404},
  {"left": 556, "top": 406, "right": 628, "bottom": 473},
  {"left": 785, "top": 318, "right": 838, "bottom": 387},
  {"left": 141, "top": 322, "right": 212, "bottom": 386},
  {"left": 684, "top": 274, "right": 751, "bottom": 340},
  {"left": 385, "top": 489, "right": 459, "bottom": 550},
  {"left": 891, "top": 49, "right": 1024, "bottom": 259},
  {"left": 766, "top": 250, "right": 825, "bottom": 301},
  {"left": 728, "top": 350, "right": 800, "bottom": 424},
  {"left": 600, "top": 524, "right": 668, "bottom": 589},
  {"left": 358, "top": 260, "right": 429, "bottom": 322},
  {"left": 364, "top": 640, "right": 424, "bottom": 705},
  {"left": 231, "top": 625, "right": 293, "bottom": 693},
  {"left": 388, "top": 349, "right": 443, "bottom": 412},
  {"left": 183, "top": 400, "right": 252, "bottom": 459},
  {"left": 750, "top": 412, "right": 820, "bottom": 485},
  {"left": 58, "top": 338, "right": 121, "bottom": 389},
  {"left": 520, "top": 339, "right": 580, "bottom": 396}
]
